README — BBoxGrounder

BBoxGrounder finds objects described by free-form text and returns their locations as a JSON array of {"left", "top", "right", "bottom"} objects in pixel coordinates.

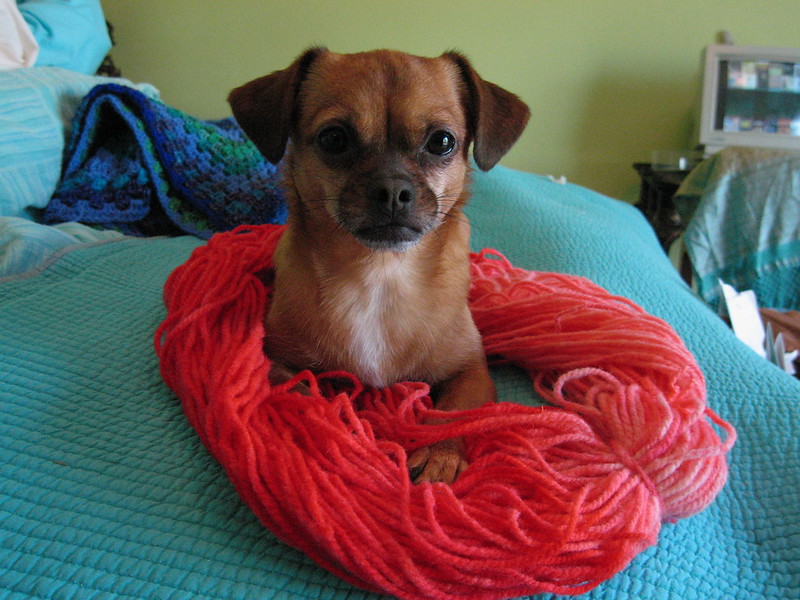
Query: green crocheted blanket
[{"left": 44, "top": 84, "right": 286, "bottom": 238}]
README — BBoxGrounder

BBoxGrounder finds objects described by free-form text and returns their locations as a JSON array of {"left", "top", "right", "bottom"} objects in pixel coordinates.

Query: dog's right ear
[
  {"left": 228, "top": 47, "right": 324, "bottom": 164},
  {"left": 444, "top": 52, "right": 530, "bottom": 172}
]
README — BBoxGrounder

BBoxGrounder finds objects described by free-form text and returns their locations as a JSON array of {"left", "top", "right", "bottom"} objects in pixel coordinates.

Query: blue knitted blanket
[{"left": 44, "top": 84, "right": 286, "bottom": 238}]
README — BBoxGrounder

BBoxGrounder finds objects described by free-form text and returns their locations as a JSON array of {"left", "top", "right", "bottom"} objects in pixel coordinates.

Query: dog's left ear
[
  {"left": 228, "top": 47, "right": 324, "bottom": 164},
  {"left": 445, "top": 53, "right": 530, "bottom": 171}
]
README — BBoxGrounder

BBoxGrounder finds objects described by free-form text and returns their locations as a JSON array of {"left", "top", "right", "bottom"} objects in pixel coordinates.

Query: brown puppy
[{"left": 229, "top": 48, "right": 529, "bottom": 483}]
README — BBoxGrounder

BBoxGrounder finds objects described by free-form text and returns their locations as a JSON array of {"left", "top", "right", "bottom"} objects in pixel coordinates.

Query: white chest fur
[{"left": 320, "top": 256, "right": 421, "bottom": 388}]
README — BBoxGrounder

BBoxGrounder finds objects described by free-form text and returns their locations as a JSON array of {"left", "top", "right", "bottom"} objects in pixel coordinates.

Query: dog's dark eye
[
  {"left": 317, "top": 126, "right": 350, "bottom": 155},
  {"left": 425, "top": 130, "right": 456, "bottom": 156}
]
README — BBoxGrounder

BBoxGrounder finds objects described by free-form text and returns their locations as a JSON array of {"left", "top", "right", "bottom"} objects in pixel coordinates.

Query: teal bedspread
[{"left": 2, "top": 166, "right": 798, "bottom": 599}]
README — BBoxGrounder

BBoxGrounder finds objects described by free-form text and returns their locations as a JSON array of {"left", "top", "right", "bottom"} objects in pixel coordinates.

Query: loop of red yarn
[{"left": 155, "top": 224, "right": 735, "bottom": 600}]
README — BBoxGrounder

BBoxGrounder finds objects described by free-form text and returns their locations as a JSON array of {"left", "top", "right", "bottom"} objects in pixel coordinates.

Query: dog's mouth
[
  {"left": 354, "top": 222, "right": 424, "bottom": 251},
  {"left": 334, "top": 178, "right": 438, "bottom": 252}
]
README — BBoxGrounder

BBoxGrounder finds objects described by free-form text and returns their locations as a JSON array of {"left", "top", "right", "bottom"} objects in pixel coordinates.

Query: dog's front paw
[{"left": 408, "top": 438, "right": 468, "bottom": 484}]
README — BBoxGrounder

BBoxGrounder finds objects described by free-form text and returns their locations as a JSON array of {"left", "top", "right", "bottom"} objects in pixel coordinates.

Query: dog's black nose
[{"left": 368, "top": 177, "right": 416, "bottom": 215}]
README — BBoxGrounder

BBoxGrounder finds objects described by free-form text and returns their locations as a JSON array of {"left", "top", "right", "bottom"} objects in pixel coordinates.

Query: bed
[{"left": 2, "top": 55, "right": 800, "bottom": 600}]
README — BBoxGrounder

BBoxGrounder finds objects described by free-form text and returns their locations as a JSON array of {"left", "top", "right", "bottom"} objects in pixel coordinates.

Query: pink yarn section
[{"left": 155, "top": 225, "right": 735, "bottom": 600}]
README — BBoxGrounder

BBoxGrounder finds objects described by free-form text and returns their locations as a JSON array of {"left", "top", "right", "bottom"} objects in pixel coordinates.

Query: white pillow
[{"left": 0, "top": 0, "right": 39, "bottom": 68}]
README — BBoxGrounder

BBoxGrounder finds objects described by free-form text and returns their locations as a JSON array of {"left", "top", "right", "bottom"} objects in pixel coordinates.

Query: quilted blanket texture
[
  {"left": 42, "top": 84, "right": 287, "bottom": 238},
  {"left": 1, "top": 167, "right": 799, "bottom": 599}
]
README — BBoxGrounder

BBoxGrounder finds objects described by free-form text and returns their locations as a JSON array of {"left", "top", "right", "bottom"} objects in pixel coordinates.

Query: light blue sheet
[
  {"left": 1, "top": 166, "right": 798, "bottom": 599},
  {"left": 18, "top": 0, "right": 111, "bottom": 74},
  {"left": 0, "top": 217, "right": 123, "bottom": 277}
]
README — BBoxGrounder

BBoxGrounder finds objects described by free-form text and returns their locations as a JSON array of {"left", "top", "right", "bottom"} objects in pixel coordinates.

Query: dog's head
[{"left": 229, "top": 48, "right": 529, "bottom": 251}]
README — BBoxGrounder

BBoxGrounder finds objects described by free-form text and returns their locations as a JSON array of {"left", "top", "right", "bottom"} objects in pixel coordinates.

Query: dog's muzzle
[{"left": 353, "top": 175, "right": 427, "bottom": 251}]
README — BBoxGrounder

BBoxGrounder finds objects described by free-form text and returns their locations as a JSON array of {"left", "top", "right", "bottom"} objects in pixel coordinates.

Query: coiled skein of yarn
[{"left": 155, "top": 224, "right": 735, "bottom": 600}]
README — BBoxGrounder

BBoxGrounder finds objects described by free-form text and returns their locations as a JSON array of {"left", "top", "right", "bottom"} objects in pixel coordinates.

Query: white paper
[
  {"left": 720, "top": 281, "right": 766, "bottom": 358},
  {"left": 720, "top": 279, "right": 798, "bottom": 375}
]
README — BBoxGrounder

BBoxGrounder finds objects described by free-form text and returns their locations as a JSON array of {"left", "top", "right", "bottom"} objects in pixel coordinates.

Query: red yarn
[{"left": 155, "top": 224, "right": 735, "bottom": 600}]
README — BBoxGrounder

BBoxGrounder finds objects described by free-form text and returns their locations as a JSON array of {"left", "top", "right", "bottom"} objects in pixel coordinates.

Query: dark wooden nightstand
[{"left": 632, "top": 163, "right": 692, "bottom": 251}]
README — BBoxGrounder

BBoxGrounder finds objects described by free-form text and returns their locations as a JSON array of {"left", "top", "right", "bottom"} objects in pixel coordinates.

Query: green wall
[{"left": 102, "top": 0, "right": 799, "bottom": 201}]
